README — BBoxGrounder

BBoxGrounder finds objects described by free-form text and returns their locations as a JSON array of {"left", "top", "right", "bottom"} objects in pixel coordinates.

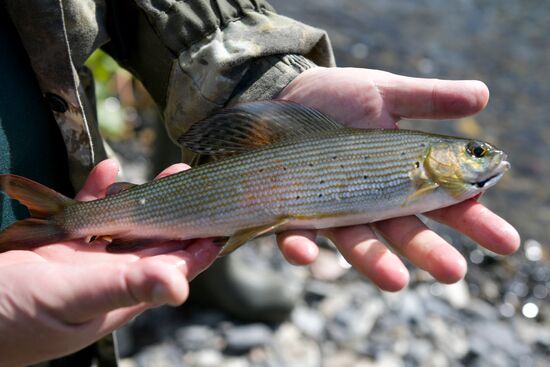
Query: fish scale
[
  {"left": 0, "top": 101, "right": 509, "bottom": 254},
  {"left": 62, "top": 129, "right": 430, "bottom": 237}
]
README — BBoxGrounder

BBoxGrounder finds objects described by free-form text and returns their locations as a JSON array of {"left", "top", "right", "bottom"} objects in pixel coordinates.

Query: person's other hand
[
  {"left": 0, "top": 159, "right": 220, "bottom": 367},
  {"left": 275, "top": 67, "right": 520, "bottom": 291}
]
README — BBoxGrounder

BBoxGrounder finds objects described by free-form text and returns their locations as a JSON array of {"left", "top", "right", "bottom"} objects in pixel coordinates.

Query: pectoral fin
[
  {"left": 219, "top": 217, "right": 290, "bottom": 256},
  {"left": 401, "top": 182, "right": 439, "bottom": 207},
  {"left": 105, "top": 237, "right": 163, "bottom": 253}
]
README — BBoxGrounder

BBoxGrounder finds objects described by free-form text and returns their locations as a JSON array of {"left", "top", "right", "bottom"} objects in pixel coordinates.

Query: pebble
[
  {"left": 176, "top": 325, "right": 221, "bottom": 351},
  {"left": 469, "top": 249, "right": 485, "bottom": 264},
  {"left": 134, "top": 343, "right": 184, "bottom": 367},
  {"left": 291, "top": 306, "right": 325, "bottom": 340},
  {"left": 440, "top": 280, "right": 470, "bottom": 309},
  {"left": 499, "top": 302, "right": 516, "bottom": 318},
  {"left": 223, "top": 324, "right": 273, "bottom": 354},
  {"left": 272, "top": 323, "right": 321, "bottom": 367},
  {"left": 326, "top": 297, "right": 384, "bottom": 343},
  {"left": 186, "top": 349, "right": 224, "bottom": 367},
  {"left": 524, "top": 239, "right": 543, "bottom": 262}
]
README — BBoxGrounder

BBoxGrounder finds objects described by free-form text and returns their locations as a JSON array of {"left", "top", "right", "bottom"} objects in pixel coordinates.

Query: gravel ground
[{"left": 115, "top": 1, "right": 550, "bottom": 366}]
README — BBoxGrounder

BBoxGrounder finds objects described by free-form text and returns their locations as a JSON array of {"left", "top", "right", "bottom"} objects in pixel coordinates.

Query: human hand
[
  {"left": 275, "top": 67, "right": 520, "bottom": 291},
  {"left": 0, "top": 159, "right": 220, "bottom": 367}
]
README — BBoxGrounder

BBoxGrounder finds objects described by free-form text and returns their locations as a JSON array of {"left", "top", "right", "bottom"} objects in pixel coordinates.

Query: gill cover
[{"left": 423, "top": 142, "right": 469, "bottom": 197}]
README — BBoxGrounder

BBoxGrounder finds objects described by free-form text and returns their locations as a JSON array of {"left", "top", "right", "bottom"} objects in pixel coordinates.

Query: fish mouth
[{"left": 472, "top": 160, "right": 511, "bottom": 189}]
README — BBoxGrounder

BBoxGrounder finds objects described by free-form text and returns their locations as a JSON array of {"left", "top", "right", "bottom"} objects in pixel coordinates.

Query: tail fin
[{"left": 0, "top": 174, "right": 76, "bottom": 252}]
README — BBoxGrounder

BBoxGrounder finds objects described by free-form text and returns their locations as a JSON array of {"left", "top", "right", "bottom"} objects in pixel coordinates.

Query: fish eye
[{"left": 466, "top": 141, "right": 488, "bottom": 158}]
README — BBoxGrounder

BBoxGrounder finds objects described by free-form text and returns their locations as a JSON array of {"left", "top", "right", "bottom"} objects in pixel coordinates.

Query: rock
[
  {"left": 464, "top": 299, "right": 500, "bottom": 321},
  {"left": 322, "top": 350, "right": 358, "bottom": 367},
  {"left": 428, "top": 318, "right": 468, "bottom": 359},
  {"left": 223, "top": 323, "right": 273, "bottom": 354},
  {"left": 191, "top": 310, "right": 228, "bottom": 327},
  {"left": 291, "top": 306, "right": 326, "bottom": 340},
  {"left": 219, "top": 357, "right": 250, "bottom": 367},
  {"left": 439, "top": 280, "right": 470, "bottom": 309},
  {"left": 326, "top": 296, "right": 384, "bottom": 343},
  {"left": 184, "top": 349, "right": 224, "bottom": 367},
  {"left": 523, "top": 239, "right": 543, "bottom": 262},
  {"left": 403, "top": 339, "right": 433, "bottom": 366},
  {"left": 373, "top": 353, "right": 404, "bottom": 367},
  {"left": 116, "top": 326, "right": 135, "bottom": 358},
  {"left": 393, "top": 291, "right": 426, "bottom": 324},
  {"left": 272, "top": 323, "right": 321, "bottom": 367},
  {"left": 118, "top": 359, "right": 138, "bottom": 367},
  {"left": 175, "top": 325, "right": 222, "bottom": 351},
  {"left": 303, "top": 280, "right": 339, "bottom": 304},
  {"left": 467, "top": 321, "right": 531, "bottom": 365},
  {"left": 134, "top": 343, "right": 184, "bottom": 367}
]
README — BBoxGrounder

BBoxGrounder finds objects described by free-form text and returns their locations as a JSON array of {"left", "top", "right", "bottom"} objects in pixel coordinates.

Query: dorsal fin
[{"left": 178, "top": 101, "right": 342, "bottom": 158}]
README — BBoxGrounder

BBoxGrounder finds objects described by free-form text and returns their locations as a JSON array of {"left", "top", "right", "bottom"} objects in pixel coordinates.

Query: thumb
[{"left": 57, "top": 258, "right": 189, "bottom": 324}]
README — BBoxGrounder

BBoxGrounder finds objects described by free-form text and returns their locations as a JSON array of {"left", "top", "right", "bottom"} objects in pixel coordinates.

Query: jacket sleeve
[{"left": 103, "top": 0, "right": 335, "bottom": 144}]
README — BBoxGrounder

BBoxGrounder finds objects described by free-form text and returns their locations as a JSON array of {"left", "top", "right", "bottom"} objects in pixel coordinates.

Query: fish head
[{"left": 424, "top": 139, "right": 510, "bottom": 199}]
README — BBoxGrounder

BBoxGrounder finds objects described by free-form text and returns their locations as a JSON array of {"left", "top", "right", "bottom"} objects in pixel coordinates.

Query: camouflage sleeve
[{"left": 104, "top": 0, "right": 335, "bottom": 144}]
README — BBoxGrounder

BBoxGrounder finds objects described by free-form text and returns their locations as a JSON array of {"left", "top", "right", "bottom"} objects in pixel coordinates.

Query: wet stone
[
  {"left": 184, "top": 349, "right": 224, "bottom": 367},
  {"left": 223, "top": 323, "right": 273, "bottom": 354},
  {"left": 134, "top": 343, "right": 184, "bottom": 367},
  {"left": 175, "top": 325, "right": 221, "bottom": 351},
  {"left": 290, "top": 306, "right": 326, "bottom": 340},
  {"left": 272, "top": 323, "right": 321, "bottom": 367}
]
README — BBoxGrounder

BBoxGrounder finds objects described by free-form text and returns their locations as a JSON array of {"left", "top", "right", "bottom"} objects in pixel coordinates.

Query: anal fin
[
  {"left": 219, "top": 217, "right": 290, "bottom": 256},
  {"left": 105, "top": 237, "right": 164, "bottom": 253}
]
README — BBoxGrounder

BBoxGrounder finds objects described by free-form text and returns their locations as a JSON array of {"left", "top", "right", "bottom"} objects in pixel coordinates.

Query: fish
[{"left": 0, "top": 101, "right": 510, "bottom": 255}]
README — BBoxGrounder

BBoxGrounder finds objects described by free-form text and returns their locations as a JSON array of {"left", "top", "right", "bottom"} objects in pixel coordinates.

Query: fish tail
[{"left": 0, "top": 174, "right": 76, "bottom": 252}]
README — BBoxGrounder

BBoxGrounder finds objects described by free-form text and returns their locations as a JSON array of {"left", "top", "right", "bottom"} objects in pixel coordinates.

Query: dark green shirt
[{"left": 0, "top": 6, "right": 73, "bottom": 229}]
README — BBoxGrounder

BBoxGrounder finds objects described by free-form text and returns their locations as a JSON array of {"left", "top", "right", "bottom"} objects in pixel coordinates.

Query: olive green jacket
[{"left": 4, "top": 0, "right": 334, "bottom": 189}]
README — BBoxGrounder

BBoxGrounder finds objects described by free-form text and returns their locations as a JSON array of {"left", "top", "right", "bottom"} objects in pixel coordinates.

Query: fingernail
[
  {"left": 305, "top": 242, "right": 319, "bottom": 259},
  {"left": 175, "top": 259, "right": 187, "bottom": 270},
  {"left": 152, "top": 284, "right": 171, "bottom": 305}
]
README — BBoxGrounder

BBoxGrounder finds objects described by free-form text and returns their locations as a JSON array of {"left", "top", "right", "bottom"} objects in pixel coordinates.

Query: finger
[
  {"left": 276, "top": 230, "right": 319, "bottom": 265},
  {"left": 150, "top": 238, "right": 220, "bottom": 281},
  {"left": 323, "top": 225, "right": 409, "bottom": 291},
  {"left": 370, "top": 70, "right": 490, "bottom": 120},
  {"left": 155, "top": 163, "right": 191, "bottom": 179},
  {"left": 76, "top": 159, "right": 120, "bottom": 201},
  {"left": 373, "top": 216, "right": 467, "bottom": 284},
  {"left": 426, "top": 199, "right": 520, "bottom": 255},
  {"left": 63, "top": 238, "right": 220, "bottom": 323},
  {"left": 85, "top": 303, "right": 149, "bottom": 337},
  {"left": 57, "top": 259, "right": 189, "bottom": 324}
]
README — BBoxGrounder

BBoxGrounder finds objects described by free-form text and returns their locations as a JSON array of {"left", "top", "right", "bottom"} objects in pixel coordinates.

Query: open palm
[
  {"left": 275, "top": 67, "right": 519, "bottom": 291},
  {"left": 0, "top": 160, "right": 220, "bottom": 366}
]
